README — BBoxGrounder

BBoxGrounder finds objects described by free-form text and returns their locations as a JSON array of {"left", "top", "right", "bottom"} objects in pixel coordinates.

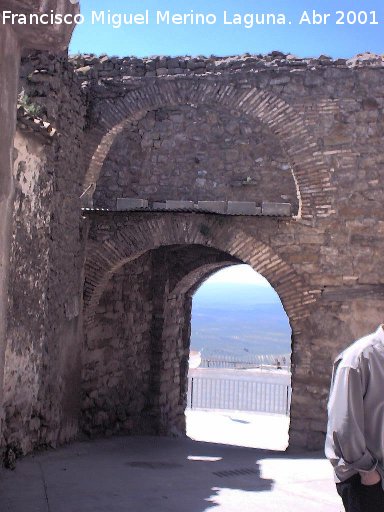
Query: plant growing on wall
[{"left": 17, "top": 90, "right": 42, "bottom": 118}]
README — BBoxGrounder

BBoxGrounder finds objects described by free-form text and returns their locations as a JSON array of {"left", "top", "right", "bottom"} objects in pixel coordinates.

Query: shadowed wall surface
[{"left": 0, "top": 0, "right": 79, "bottom": 460}]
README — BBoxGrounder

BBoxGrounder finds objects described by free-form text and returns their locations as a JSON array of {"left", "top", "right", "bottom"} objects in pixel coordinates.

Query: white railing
[
  {"left": 200, "top": 353, "right": 291, "bottom": 371},
  {"left": 187, "top": 376, "right": 291, "bottom": 415}
]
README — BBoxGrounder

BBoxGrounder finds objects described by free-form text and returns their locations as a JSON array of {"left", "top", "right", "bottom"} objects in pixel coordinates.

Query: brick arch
[
  {"left": 169, "top": 261, "right": 238, "bottom": 299},
  {"left": 83, "top": 80, "right": 335, "bottom": 219},
  {"left": 84, "top": 215, "right": 318, "bottom": 328}
]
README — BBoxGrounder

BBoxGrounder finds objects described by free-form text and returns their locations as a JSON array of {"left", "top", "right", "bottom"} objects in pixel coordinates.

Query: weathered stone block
[
  {"left": 151, "top": 202, "right": 166, "bottom": 210},
  {"left": 262, "top": 202, "right": 292, "bottom": 216},
  {"left": 197, "top": 201, "right": 226, "bottom": 214},
  {"left": 270, "top": 76, "right": 290, "bottom": 85},
  {"left": 116, "top": 198, "right": 148, "bottom": 210},
  {"left": 166, "top": 200, "right": 195, "bottom": 210},
  {"left": 227, "top": 202, "right": 261, "bottom": 215}
]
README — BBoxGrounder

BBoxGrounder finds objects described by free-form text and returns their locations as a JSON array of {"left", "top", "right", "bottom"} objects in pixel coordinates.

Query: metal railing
[
  {"left": 200, "top": 353, "right": 291, "bottom": 371},
  {"left": 187, "top": 376, "right": 291, "bottom": 415}
]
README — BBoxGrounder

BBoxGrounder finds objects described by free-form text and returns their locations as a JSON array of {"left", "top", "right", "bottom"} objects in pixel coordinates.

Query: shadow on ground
[
  {"left": 1, "top": 435, "right": 340, "bottom": 512},
  {"left": 1, "top": 436, "right": 274, "bottom": 512}
]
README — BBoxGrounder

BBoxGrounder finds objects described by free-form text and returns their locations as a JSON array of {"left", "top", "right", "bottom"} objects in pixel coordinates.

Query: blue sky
[{"left": 70, "top": 0, "right": 384, "bottom": 57}]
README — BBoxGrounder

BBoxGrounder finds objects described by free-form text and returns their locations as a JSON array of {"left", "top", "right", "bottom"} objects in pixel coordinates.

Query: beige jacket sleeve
[{"left": 327, "top": 364, "right": 377, "bottom": 473}]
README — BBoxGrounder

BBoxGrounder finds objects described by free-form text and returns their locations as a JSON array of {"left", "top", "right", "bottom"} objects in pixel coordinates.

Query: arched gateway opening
[
  {"left": 82, "top": 214, "right": 318, "bottom": 448},
  {"left": 186, "top": 265, "right": 292, "bottom": 450}
]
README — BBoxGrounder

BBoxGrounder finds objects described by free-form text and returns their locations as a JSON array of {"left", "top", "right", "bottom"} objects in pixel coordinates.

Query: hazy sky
[
  {"left": 70, "top": 0, "right": 384, "bottom": 57},
  {"left": 207, "top": 265, "right": 269, "bottom": 286}
]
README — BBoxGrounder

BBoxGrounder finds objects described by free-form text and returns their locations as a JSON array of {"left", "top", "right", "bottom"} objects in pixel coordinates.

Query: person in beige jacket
[{"left": 325, "top": 325, "right": 384, "bottom": 511}]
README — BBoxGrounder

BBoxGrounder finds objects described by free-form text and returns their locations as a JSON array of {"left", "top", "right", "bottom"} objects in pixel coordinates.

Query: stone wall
[
  {"left": 83, "top": 198, "right": 384, "bottom": 451},
  {"left": 80, "top": 51, "right": 384, "bottom": 223},
  {"left": 82, "top": 244, "right": 236, "bottom": 438},
  {"left": 3, "top": 130, "right": 50, "bottom": 454},
  {"left": 82, "top": 253, "right": 153, "bottom": 437},
  {"left": 0, "top": 0, "right": 79, "bottom": 463},
  {"left": 93, "top": 104, "right": 298, "bottom": 212},
  {"left": 0, "top": 24, "right": 21, "bottom": 447},
  {"left": 71, "top": 51, "right": 384, "bottom": 80},
  {"left": 1, "top": 52, "right": 87, "bottom": 457},
  {"left": 157, "top": 290, "right": 192, "bottom": 436},
  {"left": 3, "top": 48, "right": 384, "bottom": 459}
]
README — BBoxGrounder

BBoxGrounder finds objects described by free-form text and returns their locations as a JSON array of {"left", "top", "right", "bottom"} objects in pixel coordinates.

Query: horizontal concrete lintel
[
  {"left": 197, "top": 201, "right": 226, "bottom": 214},
  {"left": 227, "top": 202, "right": 261, "bottom": 216},
  {"left": 262, "top": 202, "right": 292, "bottom": 216},
  {"left": 110, "top": 199, "right": 293, "bottom": 216},
  {"left": 166, "top": 200, "right": 195, "bottom": 210},
  {"left": 116, "top": 198, "right": 148, "bottom": 210},
  {"left": 152, "top": 202, "right": 166, "bottom": 210}
]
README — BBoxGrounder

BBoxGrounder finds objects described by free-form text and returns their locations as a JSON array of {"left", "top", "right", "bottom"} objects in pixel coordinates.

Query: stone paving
[{"left": 1, "top": 412, "right": 342, "bottom": 512}]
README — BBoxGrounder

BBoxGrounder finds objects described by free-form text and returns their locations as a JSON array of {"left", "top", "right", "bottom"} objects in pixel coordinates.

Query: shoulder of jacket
[{"left": 335, "top": 331, "right": 380, "bottom": 370}]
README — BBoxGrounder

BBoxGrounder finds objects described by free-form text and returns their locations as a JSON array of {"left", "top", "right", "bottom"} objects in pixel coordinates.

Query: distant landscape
[{"left": 190, "top": 282, "right": 292, "bottom": 358}]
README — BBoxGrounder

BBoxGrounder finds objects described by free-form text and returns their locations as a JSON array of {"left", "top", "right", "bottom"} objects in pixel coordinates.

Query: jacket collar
[{"left": 375, "top": 325, "right": 384, "bottom": 344}]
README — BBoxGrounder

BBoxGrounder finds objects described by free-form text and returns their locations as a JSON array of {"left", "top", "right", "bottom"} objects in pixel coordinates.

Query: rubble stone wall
[
  {"left": 0, "top": 24, "right": 21, "bottom": 447},
  {"left": 82, "top": 254, "right": 154, "bottom": 437},
  {"left": 2, "top": 53, "right": 86, "bottom": 457},
  {"left": 82, "top": 244, "right": 236, "bottom": 438},
  {"left": 0, "top": 0, "right": 79, "bottom": 460},
  {"left": 93, "top": 105, "right": 298, "bottom": 212},
  {"left": 71, "top": 51, "right": 382, "bottom": 79},
  {"left": 77, "top": 52, "right": 384, "bottom": 222}
]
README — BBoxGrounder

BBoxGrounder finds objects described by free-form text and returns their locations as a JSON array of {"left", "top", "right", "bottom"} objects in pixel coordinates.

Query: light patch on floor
[{"left": 186, "top": 409, "right": 290, "bottom": 450}]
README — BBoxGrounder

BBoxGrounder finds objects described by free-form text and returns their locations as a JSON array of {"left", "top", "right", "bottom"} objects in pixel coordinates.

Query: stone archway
[
  {"left": 82, "top": 81, "right": 335, "bottom": 220},
  {"left": 84, "top": 214, "right": 317, "bottom": 324},
  {"left": 82, "top": 212, "right": 319, "bottom": 447}
]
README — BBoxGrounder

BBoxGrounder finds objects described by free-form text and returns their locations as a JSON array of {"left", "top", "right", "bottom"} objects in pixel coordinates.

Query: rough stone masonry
[
  {"left": 0, "top": 0, "right": 79, "bottom": 464},
  {"left": 78, "top": 51, "right": 384, "bottom": 450},
  {"left": 1, "top": 9, "right": 384, "bottom": 463}
]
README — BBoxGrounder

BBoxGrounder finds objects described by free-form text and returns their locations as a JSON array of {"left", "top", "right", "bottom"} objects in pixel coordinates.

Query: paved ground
[
  {"left": 186, "top": 410, "right": 290, "bottom": 450},
  {"left": 1, "top": 412, "right": 342, "bottom": 512}
]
